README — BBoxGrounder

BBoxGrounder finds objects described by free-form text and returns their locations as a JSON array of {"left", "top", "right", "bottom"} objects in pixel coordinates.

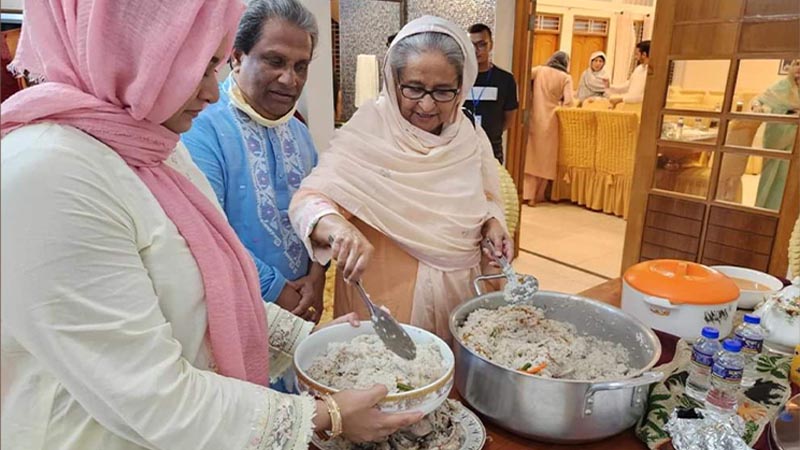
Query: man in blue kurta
[{"left": 182, "top": 0, "right": 325, "bottom": 323}]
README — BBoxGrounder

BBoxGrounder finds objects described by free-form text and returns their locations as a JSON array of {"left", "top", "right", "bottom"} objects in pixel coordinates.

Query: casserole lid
[{"left": 623, "top": 259, "right": 739, "bottom": 305}]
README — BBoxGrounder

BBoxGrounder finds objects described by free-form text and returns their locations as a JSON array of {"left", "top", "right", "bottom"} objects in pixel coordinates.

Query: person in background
[
  {"left": 0, "top": 1, "right": 421, "bottom": 448},
  {"left": 523, "top": 51, "right": 574, "bottom": 205},
  {"left": 609, "top": 40, "right": 650, "bottom": 107},
  {"left": 289, "top": 16, "right": 511, "bottom": 343},
  {"left": 577, "top": 51, "right": 610, "bottom": 103},
  {"left": 183, "top": 0, "right": 325, "bottom": 324},
  {"left": 463, "top": 23, "right": 519, "bottom": 164},
  {"left": 751, "top": 58, "right": 800, "bottom": 210}
]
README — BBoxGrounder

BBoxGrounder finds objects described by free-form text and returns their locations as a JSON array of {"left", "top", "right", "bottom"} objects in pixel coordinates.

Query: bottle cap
[
  {"left": 722, "top": 339, "right": 743, "bottom": 353},
  {"left": 743, "top": 314, "right": 761, "bottom": 324},
  {"left": 701, "top": 327, "right": 720, "bottom": 339}
]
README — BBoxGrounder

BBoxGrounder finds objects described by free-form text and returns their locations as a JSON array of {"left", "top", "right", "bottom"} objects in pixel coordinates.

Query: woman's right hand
[
  {"left": 313, "top": 215, "right": 374, "bottom": 282},
  {"left": 334, "top": 384, "right": 424, "bottom": 443}
]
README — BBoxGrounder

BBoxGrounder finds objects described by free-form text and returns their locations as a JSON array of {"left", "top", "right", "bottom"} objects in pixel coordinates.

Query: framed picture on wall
[{"left": 779, "top": 59, "right": 792, "bottom": 75}]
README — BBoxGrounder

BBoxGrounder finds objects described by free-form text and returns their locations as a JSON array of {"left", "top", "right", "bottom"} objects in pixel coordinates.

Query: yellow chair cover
[
  {"left": 593, "top": 111, "right": 639, "bottom": 218},
  {"left": 497, "top": 160, "right": 520, "bottom": 237},
  {"left": 552, "top": 108, "right": 598, "bottom": 206}
]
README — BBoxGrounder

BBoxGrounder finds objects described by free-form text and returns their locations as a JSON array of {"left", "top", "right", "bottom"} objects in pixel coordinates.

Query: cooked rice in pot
[
  {"left": 307, "top": 335, "right": 446, "bottom": 393},
  {"left": 457, "top": 304, "right": 631, "bottom": 380}
]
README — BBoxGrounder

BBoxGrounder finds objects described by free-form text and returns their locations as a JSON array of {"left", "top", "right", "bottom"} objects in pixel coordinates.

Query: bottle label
[
  {"left": 735, "top": 332, "right": 763, "bottom": 355},
  {"left": 691, "top": 347, "right": 714, "bottom": 368},
  {"left": 711, "top": 363, "right": 743, "bottom": 384}
]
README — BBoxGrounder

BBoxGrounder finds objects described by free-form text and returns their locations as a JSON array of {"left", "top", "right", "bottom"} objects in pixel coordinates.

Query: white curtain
[
  {"left": 612, "top": 13, "right": 636, "bottom": 85},
  {"left": 643, "top": 14, "right": 654, "bottom": 40},
  {"left": 355, "top": 54, "right": 379, "bottom": 108}
]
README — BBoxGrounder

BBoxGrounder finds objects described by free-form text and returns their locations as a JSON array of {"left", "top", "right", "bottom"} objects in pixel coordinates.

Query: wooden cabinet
[{"left": 623, "top": 0, "right": 800, "bottom": 277}]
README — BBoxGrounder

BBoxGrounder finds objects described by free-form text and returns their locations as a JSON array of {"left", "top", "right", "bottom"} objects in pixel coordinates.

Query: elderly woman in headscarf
[
  {"left": 751, "top": 59, "right": 800, "bottom": 210},
  {"left": 523, "top": 51, "right": 575, "bottom": 205},
  {"left": 289, "top": 16, "right": 511, "bottom": 342},
  {"left": 577, "top": 51, "right": 610, "bottom": 103},
  {"left": 0, "top": 1, "right": 423, "bottom": 449}
]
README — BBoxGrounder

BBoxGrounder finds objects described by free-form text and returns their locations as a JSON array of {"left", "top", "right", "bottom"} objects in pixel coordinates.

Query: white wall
[
  {"left": 535, "top": 0, "right": 655, "bottom": 75},
  {"left": 297, "top": 0, "right": 335, "bottom": 151},
  {"left": 672, "top": 59, "right": 780, "bottom": 96},
  {"left": 493, "top": 0, "right": 515, "bottom": 71},
  {"left": 1, "top": 0, "right": 23, "bottom": 10}
]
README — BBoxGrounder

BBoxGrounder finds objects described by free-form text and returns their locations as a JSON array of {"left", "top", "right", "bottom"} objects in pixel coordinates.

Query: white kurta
[
  {"left": 609, "top": 63, "right": 648, "bottom": 104},
  {"left": 1, "top": 123, "right": 316, "bottom": 450}
]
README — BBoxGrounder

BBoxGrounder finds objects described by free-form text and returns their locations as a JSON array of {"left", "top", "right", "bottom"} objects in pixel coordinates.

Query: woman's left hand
[
  {"left": 312, "top": 312, "right": 360, "bottom": 333},
  {"left": 482, "top": 218, "right": 514, "bottom": 264}
]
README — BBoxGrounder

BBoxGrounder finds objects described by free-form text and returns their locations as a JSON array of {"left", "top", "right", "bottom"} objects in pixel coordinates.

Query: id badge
[{"left": 475, "top": 115, "right": 482, "bottom": 127}]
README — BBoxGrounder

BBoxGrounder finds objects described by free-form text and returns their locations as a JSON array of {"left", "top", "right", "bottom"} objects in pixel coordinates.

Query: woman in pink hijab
[
  {"left": 0, "top": 1, "right": 420, "bottom": 449},
  {"left": 290, "top": 16, "right": 511, "bottom": 343}
]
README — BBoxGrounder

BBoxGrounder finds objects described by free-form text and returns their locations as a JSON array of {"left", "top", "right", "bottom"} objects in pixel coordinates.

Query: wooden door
[
  {"left": 570, "top": 35, "right": 606, "bottom": 87},
  {"left": 505, "top": 0, "right": 538, "bottom": 255},
  {"left": 623, "top": 0, "right": 800, "bottom": 277},
  {"left": 532, "top": 33, "right": 559, "bottom": 66}
]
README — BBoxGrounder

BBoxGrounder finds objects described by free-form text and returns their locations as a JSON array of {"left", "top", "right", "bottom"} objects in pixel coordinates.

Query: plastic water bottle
[
  {"left": 735, "top": 314, "right": 764, "bottom": 387},
  {"left": 705, "top": 339, "right": 745, "bottom": 416},
  {"left": 685, "top": 327, "right": 722, "bottom": 401}
]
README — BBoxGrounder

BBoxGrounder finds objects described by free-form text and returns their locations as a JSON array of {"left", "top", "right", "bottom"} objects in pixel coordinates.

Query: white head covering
[
  {"left": 380, "top": 15, "right": 478, "bottom": 153},
  {"left": 577, "top": 51, "right": 610, "bottom": 101},
  {"left": 297, "top": 15, "right": 504, "bottom": 271}
]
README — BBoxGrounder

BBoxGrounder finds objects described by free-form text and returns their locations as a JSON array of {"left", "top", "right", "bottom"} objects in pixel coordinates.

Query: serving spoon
[
  {"left": 354, "top": 280, "right": 417, "bottom": 360},
  {"left": 483, "top": 238, "right": 539, "bottom": 303},
  {"left": 327, "top": 234, "right": 417, "bottom": 359}
]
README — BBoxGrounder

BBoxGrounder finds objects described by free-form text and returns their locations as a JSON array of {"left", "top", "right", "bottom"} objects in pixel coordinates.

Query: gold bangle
[{"left": 316, "top": 394, "right": 343, "bottom": 440}]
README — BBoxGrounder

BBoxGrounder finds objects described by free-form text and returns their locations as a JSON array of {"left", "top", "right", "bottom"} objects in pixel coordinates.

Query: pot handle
[
  {"left": 643, "top": 295, "right": 678, "bottom": 310},
  {"left": 472, "top": 273, "right": 507, "bottom": 296},
  {"left": 583, "top": 371, "right": 664, "bottom": 416}
]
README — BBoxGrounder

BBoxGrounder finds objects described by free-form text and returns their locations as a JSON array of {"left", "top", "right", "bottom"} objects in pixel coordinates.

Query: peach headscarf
[
  {"left": 0, "top": 0, "right": 270, "bottom": 386},
  {"left": 299, "top": 15, "right": 505, "bottom": 272}
]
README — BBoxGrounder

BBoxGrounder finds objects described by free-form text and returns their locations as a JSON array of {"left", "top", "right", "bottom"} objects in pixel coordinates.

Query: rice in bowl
[{"left": 307, "top": 334, "right": 447, "bottom": 393}]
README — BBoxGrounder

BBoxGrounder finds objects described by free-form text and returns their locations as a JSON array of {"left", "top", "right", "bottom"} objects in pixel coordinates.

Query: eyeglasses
[
  {"left": 472, "top": 41, "right": 489, "bottom": 51},
  {"left": 399, "top": 84, "right": 460, "bottom": 102}
]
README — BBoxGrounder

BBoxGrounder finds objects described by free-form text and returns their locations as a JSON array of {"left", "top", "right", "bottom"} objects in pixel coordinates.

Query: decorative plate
[{"left": 312, "top": 402, "right": 487, "bottom": 450}]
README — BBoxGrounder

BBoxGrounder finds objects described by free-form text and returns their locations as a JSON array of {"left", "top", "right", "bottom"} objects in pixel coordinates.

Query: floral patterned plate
[{"left": 312, "top": 401, "right": 486, "bottom": 450}]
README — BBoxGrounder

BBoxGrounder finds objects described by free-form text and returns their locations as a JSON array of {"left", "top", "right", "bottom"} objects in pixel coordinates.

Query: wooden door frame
[
  {"left": 506, "top": 0, "right": 536, "bottom": 256},
  {"left": 621, "top": 0, "right": 800, "bottom": 276}
]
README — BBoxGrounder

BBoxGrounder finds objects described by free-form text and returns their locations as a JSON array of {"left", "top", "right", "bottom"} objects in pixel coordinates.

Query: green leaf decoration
[
  {"left": 742, "top": 421, "right": 759, "bottom": 443},
  {"left": 756, "top": 355, "right": 790, "bottom": 378}
]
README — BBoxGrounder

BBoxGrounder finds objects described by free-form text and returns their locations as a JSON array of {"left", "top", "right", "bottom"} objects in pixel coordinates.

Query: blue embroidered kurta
[{"left": 182, "top": 76, "right": 317, "bottom": 302}]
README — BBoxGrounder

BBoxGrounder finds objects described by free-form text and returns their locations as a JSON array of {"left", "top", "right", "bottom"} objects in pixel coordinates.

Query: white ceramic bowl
[
  {"left": 293, "top": 322, "right": 454, "bottom": 415},
  {"left": 712, "top": 266, "right": 783, "bottom": 309}
]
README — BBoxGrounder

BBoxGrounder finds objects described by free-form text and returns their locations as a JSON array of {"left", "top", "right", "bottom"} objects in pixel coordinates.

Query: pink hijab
[{"left": 0, "top": 1, "right": 270, "bottom": 386}]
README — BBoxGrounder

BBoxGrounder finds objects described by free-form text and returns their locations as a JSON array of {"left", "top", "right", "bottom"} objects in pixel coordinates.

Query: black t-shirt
[{"left": 463, "top": 65, "right": 519, "bottom": 148}]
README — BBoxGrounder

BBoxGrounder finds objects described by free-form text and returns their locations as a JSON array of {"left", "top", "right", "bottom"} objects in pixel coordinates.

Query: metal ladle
[
  {"left": 354, "top": 280, "right": 417, "bottom": 360},
  {"left": 327, "top": 234, "right": 417, "bottom": 359},
  {"left": 483, "top": 238, "right": 539, "bottom": 303}
]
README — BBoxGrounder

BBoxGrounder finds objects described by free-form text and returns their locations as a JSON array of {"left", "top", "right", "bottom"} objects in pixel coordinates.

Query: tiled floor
[
  {"left": 512, "top": 203, "right": 627, "bottom": 294},
  {"left": 511, "top": 172, "right": 763, "bottom": 294}
]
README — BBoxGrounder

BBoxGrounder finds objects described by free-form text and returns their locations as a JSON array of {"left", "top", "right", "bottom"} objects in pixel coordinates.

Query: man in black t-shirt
[{"left": 463, "top": 23, "right": 519, "bottom": 164}]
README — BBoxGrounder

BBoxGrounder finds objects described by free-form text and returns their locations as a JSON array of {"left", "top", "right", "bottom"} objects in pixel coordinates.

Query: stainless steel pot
[{"left": 449, "top": 274, "right": 664, "bottom": 444}]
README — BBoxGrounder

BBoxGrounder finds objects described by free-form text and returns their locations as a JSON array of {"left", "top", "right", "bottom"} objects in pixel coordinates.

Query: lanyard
[{"left": 471, "top": 67, "right": 494, "bottom": 112}]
